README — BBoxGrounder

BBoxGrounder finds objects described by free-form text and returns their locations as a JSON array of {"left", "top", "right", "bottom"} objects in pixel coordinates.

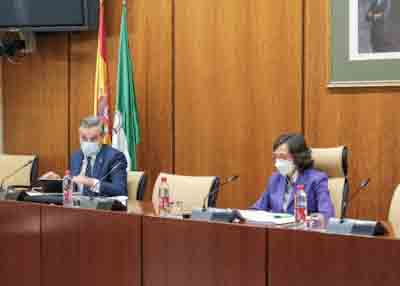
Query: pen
[{"left": 273, "top": 215, "right": 291, "bottom": 218}]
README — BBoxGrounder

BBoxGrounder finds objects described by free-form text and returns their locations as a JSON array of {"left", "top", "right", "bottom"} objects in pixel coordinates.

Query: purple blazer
[{"left": 251, "top": 169, "right": 335, "bottom": 220}]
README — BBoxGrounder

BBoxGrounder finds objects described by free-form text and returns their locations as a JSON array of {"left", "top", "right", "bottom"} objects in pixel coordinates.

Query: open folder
[{"left": 236, "top": 210, "right": 295, "bottom": 225}]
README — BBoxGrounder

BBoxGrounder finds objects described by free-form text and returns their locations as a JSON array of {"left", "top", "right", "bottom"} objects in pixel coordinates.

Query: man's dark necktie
[{"left": 83, "top": 157, "right": 93, "bottom": 194}]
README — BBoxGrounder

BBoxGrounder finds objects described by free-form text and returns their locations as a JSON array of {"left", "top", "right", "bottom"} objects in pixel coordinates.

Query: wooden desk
[
  {"left": 0, "top": 200, "right": 142, "bottom": 286},
  {"left": 381, "top": 221, "right": 396, "bottom": 238},
  {"left": 142, "top": 216, "right": 267, "bottom": 286},
  {"left": 0, "top": 201, "right": 41, "bottom": 286},
  {"left": 269, "top": 228, "right": 400, "bottom": 286},
  {"left": 127, "top": 201, "right": 267, "bottom": 286},
  {"left": 130, "top": 201, "right": 399, "bottom": 286},
  {"left": 128, "top": 199, "right": 157, "bottom": 216},
  {"left": 1, "top": 200, "right": 400, "bottom": 286}
]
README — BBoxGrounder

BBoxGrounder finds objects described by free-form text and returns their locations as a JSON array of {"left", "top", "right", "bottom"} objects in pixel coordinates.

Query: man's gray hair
[{"left": 79, "top": 116, "right": 105, "bottom": 135}]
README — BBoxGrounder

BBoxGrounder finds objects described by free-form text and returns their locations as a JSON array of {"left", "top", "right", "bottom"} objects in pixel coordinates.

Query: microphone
[
  {"left": 349, "top": 178, "right": 370, "bottom": 202},
  {"left": 88, "top": 161, "right": 123, "bottom": 194},
  {"left": 0, "top": 159, "right": 34, "bottom": 199},
  {"left": 201, "top": 175, "right": 239, "bottom": 211},
  {"left": 340, "top": 178, "right": 370, "bottom": 222}
]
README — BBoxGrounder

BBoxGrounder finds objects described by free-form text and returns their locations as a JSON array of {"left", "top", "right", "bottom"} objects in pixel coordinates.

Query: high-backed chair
[
  {"left": 127, "top": 171, "right": 147, "bottom": 201},
  {"left": 388, "top": 185, "right": 400, "bottom": 238},
  {"left": 152, "top": 173, "right": 220, "bottom": 211},
  {"left": 311, "top": 146, "right": 348, "bottom": 218},
  {"left": 0, "top": 154, "right": 38, "bottom": 187}
]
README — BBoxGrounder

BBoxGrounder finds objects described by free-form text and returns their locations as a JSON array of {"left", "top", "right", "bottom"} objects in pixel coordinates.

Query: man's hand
[
  {"left": 72, "top": 175, "right": 97, "bottom": 187},
  {"left": 40, "top": 171, "right": 61, "bottom": 180}
]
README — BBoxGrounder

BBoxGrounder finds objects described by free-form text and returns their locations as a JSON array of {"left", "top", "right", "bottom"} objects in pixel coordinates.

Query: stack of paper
[{"left": 236, "top": 210, "right": 295, "bottom": 225}]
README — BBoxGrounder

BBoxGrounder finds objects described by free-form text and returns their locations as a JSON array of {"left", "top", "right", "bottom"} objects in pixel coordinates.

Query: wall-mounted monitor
[{"left": 0, "top": 0, "right": 98, "bottom": 32}]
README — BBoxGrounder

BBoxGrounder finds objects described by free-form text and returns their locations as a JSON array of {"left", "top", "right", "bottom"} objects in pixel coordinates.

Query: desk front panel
[
  {"left": 142, "top": 216, "right": 267, "bottom": 286},
  {"left": 269, "top": 228, "right": 400, "bottom": 286},
  {"left": 41, "top": 205, "right": 142, "bottom": 286},
  {"left": 0, "top": 201, "right": 41, "bottom": 286}
]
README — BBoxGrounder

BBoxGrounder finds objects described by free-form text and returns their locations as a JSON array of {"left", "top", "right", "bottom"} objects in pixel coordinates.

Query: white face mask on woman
[{"left": 275, "top": 159, "right": 295, "bottom": 177}]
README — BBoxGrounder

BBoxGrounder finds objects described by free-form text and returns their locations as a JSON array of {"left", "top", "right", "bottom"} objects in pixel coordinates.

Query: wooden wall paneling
[
  {"left": 70, "top": 0, "right": 173, "bottom": 199},
  {"left": 304, "top": 0, "right": 400, "bottom": 220},
  {"left": 129, "top": 0, "right": 174, "bottom": 199},
  {"left": 0, "top": 201, "right": 41, "bottom": 286},
  {"left": 3, "top": 34, "right": 69, "bottom": 175},
  {"left": 174, "top": 0, "right": 303, "bottom": 208}
]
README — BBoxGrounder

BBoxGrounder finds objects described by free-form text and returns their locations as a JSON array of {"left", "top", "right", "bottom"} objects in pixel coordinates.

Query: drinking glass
[{"left": 307, "top": 213, "right": 325, "bottom": 230}]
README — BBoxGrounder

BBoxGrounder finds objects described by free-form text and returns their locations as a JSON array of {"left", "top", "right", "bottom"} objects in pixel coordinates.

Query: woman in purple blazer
[{"left": 251, "top": 133, "right": 335, "bottom": 220}]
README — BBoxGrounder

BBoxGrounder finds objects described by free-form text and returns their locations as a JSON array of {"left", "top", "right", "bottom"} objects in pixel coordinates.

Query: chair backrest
[
  {"left": 388, "top": 185, "right": 400, "bottom": 238},
  {"left": 127, "top": 171, "right": 147, "bottom": 201},
  {"left": 311, "top": 146, "right": 348, "bottom": 218},
  {"left": 0, "top": 154, "right": 38, "bottom": 187},
  {"left": 152, "top": 173, "right": 219, "bottom": 211}
]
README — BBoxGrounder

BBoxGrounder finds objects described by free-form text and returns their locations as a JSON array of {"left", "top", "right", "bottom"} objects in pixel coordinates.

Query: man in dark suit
[
  {"left": 43, "top": 116, "right": 128, "bottom": 197},
  {"left": 366, "top": 0, "right": 400, "bottom": 52},
  {"left": 366, "top": 0, "right": 389, "bottom": 52}
]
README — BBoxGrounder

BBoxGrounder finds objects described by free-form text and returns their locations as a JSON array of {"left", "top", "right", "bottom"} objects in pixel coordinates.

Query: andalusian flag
[
  {"left": 112, "top": 1, "right": 141, "bottom": 171},
  {"left": 94, "top": 0, "right": 112, "bottom": 144}
]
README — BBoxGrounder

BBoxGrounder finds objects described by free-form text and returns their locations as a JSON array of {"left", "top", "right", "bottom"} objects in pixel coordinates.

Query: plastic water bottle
[
  {"left": 63, "top": 170, "right": 73, "bottom": 207},
  {"left": 158, "top": 177, "right": 170, "bottom": 215},
  {"left": 294, "top": 184, "right": 307, "bottom": 224}
]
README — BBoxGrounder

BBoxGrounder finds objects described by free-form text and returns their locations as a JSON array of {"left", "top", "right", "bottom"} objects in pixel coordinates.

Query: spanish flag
[{"left": 94, "top": 0, "right": 112, "bottom": 144}]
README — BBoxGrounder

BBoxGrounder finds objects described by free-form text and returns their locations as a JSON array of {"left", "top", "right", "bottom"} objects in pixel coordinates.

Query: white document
[
  {"left": 108, "top": 196, "right": 128, "bottom": 206},
  {"left": 26, "top": 191, "right": 44, "bottom": 196},
  {"left": 237, "top": 210, "right": 295, "bottom": 225}
]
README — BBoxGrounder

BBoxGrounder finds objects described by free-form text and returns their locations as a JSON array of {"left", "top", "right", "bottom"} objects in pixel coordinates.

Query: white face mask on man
[
  {"left": 275, "top": 159, "right": 296, "bottom": 177},
  {"left": 81, "top": 141, "right": 101, "bottom": 157}
]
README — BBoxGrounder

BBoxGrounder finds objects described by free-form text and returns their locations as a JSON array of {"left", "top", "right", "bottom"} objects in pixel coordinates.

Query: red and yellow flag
[{"left": 94, "top": 0, "right": 112, "bottom": 144}]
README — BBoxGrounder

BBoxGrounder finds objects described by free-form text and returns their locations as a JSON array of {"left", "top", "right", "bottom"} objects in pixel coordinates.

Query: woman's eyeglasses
[{"left": 272, "top": 153, "right": 293, "bottom": 160}]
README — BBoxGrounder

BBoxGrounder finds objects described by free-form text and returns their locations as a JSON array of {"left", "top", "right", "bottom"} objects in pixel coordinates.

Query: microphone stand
[
  {"left": 75, "top": 161, "right": 126, "bottom": 211},
  {"left": 340, "top": 178, "right": 370, "bottom": 223},
  {"left": 327, "top": 178, "right": 385, "bottom": 235},
  {"left": 201, "top": 175, "right": 239, "bottom": 211},
  {"left": 87, "top": 161, "right": 123, "bottom": 199},
  {"left": 192, "top": 175, "right": 239, "bottom": 222},
  {"left": 0, "top": 160, "right": 34, "bottom": 200}
]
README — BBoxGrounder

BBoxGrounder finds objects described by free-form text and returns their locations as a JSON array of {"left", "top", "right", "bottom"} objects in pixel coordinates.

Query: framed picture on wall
[{"left": 329, "top": 0, "right": 400, "bottom": 87}]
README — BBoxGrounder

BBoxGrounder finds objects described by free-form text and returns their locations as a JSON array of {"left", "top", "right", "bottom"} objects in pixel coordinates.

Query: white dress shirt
[{"left": 78, "top": 155, "right": 101, "bottom": 194}]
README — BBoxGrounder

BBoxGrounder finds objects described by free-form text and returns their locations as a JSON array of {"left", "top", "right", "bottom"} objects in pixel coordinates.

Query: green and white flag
[{"left": 112, "top": 2, "right": 140, "bottom": 171}]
